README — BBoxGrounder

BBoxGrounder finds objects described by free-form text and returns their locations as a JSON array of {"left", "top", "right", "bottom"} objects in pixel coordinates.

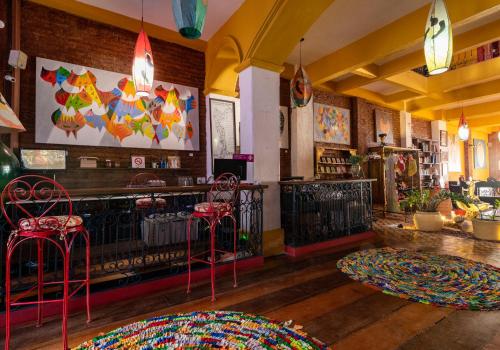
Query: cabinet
[
  {"left": 412, "top": 137, "right": 442, "bottom": 189},
  {"left": 314, "top": 146, "right": 355, "bottom": 179}
]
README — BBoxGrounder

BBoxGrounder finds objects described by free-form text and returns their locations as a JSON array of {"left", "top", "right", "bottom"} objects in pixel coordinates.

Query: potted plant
[
  {"left": 405, "top": 189, "right": 450, "bottom": 231},
  {"left": 348, "top": 154, "right": 366, "bottom": 178},
  {"left": 472, "top": 199, "right": 500, "bottom": 241}
]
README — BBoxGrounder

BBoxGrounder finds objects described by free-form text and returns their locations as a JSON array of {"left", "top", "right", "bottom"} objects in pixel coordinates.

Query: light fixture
[
  {"left": 0, "top": 92, "right": 25, "bottom": 189},
  {"left": 290, "top": 38, "right": 312, "bottom": 108},
  {"left": 132, "top": 0, "right": 154, "bottom": 97},
  {"left": 172, "top": 0, "right": 208, "bottom": 40},
  {"left": 497, "top": 130, "right": 500, "bottom": 142},
  {"left": 424, "top": 0, "right": 453, "bottom": 75},
  {"left": 457, "top": 110, "right": 469, "bottom": 141}
]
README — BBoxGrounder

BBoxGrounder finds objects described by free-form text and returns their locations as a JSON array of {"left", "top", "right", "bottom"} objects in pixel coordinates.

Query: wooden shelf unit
[
  {"left": 412, "top": 137, "right": 442, "bottom": 189},
  {"left": 368, "top": 146, "right": 420, "bottom": 214},
  {"left": 314, "top": 146, "right": 355, "bottom": 179}
]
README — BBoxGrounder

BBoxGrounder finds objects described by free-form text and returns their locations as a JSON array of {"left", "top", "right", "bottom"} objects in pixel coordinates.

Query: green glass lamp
[
  {"left": 0, "top": 91, "right": 25, "bottom": 189},
  {"left": 172, "top": 0, "right": 207, "bottom": 39}
]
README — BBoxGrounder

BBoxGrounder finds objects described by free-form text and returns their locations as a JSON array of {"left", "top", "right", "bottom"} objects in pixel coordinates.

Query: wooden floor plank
[
  {"left": 334, "top": 302, "right": 453, "bottom": 350},
  {"left": 398, "top": 309, "right": 500, "bottom": 350}
]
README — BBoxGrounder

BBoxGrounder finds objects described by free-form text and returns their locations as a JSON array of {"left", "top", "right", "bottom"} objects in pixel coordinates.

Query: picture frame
[
  {"left": 374, "top": 109, "right": 394, "bottom": 144},
  {"left": 473, "top": 139, "right": 487, "bottom": 169},
  {"left": 209, "top": 98, "right": 236, "bottom": 164},
  {"left": 440, "top": 130, "right": 448, "bottom": 147}
]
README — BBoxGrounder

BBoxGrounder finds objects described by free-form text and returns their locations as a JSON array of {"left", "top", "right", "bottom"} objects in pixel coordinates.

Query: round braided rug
[
  {"left": 337, "top": 248, "right": 500, "bottom": 310},
  {"left": 74, "top": 311, "right": 329, "bottom": 349}
]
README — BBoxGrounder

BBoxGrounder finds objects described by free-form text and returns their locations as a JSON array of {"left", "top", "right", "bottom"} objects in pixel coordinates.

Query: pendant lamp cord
[
  {"left": 299, "top": 38, "right": 304, "bottom": 67},
  {"left": 141, "top": 0, "right": 144, "bottom": 25}
]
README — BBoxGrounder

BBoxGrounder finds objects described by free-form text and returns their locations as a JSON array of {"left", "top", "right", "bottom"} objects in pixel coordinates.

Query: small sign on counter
[{"left": 233, "top": 153, "right": 254, "bottom": 162}]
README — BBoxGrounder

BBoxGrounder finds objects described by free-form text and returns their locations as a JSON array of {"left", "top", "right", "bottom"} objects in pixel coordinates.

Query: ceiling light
[
  {"left": 172, "top": 0, "right": 207, "bottom": 40},
  {"left": 132, "top": 0, "right": 154, "bottom": 97},
  {"left": 291, "top": 38, "right": 312, "bottom": 108},
  {"left": 457, "top": 111, "right": 469, "bottom": 141},
  {"left": 424, "top": 0, "right": 453, "bottom": 75}
]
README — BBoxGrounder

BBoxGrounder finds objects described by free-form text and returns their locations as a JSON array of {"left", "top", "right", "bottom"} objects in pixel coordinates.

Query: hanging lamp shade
[
  {"left": 172, "top": 0, "right": 207, "bottom": 39},
  {"left": 497, "top": 130, "right": 500, "bottom": 142},
  {"left": 424, "top": 0, "right": 453, "bottom": 75},
  {"left": 291, "top": 66, "right": 313, "bottom": 108},
  {"left": 457, "top": 111, "right": 469, "bottom": 141},
  {"left": 132, "top": 28, "right": 154, "bottom": 97},
  {"left": 0, "top": 92, "right": 25, "bottom": 189}
]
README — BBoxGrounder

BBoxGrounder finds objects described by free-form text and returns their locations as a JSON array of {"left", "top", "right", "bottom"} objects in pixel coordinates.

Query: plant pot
[
  {"left": 472, "top": 218, "right": 500, "bottom": 241},
  {"left": 413, "top": 211, "right": 444, "bottom": 232}
]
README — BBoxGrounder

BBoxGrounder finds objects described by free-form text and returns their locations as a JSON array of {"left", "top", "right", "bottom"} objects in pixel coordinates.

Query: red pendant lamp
[
  {"left": 132, "top": 0, "right": 154, "bottom": 97},
  {"left": 457, "top": 109, "right": 469, "bottom": 141}
]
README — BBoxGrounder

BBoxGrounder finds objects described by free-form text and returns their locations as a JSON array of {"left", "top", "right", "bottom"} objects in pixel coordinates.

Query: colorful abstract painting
[
  {"left": 35, "top": 57, "right": 199, "bottom": 150},
  {"left": 313, "top": 103, "right": 350, "bottom": 145},
  {"left": 0, "top": 92, "right": 25, "bottom": 132}
]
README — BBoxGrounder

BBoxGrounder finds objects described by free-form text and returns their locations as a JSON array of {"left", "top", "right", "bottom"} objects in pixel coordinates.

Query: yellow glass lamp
[
  {"left": 424, "top": 0, "right": 453, "bottom": 75},
  {"left": 0, "top": 92, "right": 25, "bottom": 189}
]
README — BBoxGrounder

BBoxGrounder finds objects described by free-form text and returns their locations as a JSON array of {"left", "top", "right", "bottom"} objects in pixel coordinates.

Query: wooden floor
[{"left": 1, "top": 215, "right": 499, "bottom": 349}]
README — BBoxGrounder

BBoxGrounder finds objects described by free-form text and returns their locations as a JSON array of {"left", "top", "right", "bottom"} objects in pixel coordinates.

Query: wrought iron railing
[
  {"left": 280, "top": 180, "right": 373, "bottom": 247},
  {"left": 0, "top": 187, "right": 264, "bottom": 308}
]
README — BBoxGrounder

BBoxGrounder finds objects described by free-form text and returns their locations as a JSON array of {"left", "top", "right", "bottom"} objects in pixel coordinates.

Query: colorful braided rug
[
  {"left": 74, "top": 311, "right": 329, "bottom": 349},
  {"left": 337, "top": 247, "right": 500, "bottom": 310}
]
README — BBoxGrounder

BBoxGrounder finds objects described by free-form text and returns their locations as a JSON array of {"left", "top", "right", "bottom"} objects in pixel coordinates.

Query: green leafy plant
[
  {"left": 348, "top": 154, "right": 366, "bottom": 165},
  {"left": 405, "top": 189, "right": 450, "bottom": 212}
]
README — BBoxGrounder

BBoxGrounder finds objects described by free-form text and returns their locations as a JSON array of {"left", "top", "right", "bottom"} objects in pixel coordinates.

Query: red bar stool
[
  {"left": 187, "top": 173, "right": 239, "bottom": 301},
  {"left": 1, "top": 175, "right": 91, "bottom": 350},
  {"left": 128, "top": 173, "right": 167, "bottom": 209}
]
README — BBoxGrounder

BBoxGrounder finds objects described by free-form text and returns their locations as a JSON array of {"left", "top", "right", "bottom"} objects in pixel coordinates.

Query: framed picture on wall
[
  {"left": 313, "top": 103, "right": 351, "bottom": 145},
  {"left": 440, "top": 130, "right": 448, "bottom": 147},
  {"left": 279, "top": 106, "right": 289, "bottom": 149},
  {"left": 473, "top": 139, "right": 487, "bottom": 169},
  {"left": 209, "top": 98, "right": 236, "bottom": 163},
  {"left": 374, "top": 110, "right": 394, "bottom": 144}
]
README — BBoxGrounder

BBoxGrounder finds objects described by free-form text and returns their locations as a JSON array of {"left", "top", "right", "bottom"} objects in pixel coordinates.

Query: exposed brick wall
[
  {"left": 313, "top": 89, "right": 354, "bottom": 150},
  {"left": 354, "top": 98, "right": 401, "bottom": 155},
  {"left": 17, "top": 2, "right": 205, "bottom": 188},
  {"left": 412, "top": 118, "right": 432, "bottom": 140},
  {"left": 280, "top": 78, "right": 291, "bottom": 178}
]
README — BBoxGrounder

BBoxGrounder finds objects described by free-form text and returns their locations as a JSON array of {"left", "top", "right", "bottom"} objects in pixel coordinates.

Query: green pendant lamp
[
  {"left": 172, "top": 0, "right": 208, "bottom": 39},
  {"left": 0, "top": 91, "right": 25, "bottom": 189},
  {"left": 424, "top": 0, "right": 453, "bottom": 75}
]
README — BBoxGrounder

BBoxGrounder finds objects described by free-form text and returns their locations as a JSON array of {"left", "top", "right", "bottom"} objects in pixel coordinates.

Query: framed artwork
[
  {"left": 209, "top": 98, "right": 236, "bottom": 161},
  {"left": 36, "top": 57, "right": 199, "bottom": 150},
  {"left": 279, "top": 106, "right": 289, "bottom": 149},
  {"left": 440, "top": 130, "right": 448, "bottom": 146},
  {"left": 473, "top": 139, "right": 487, "bottom": 169},
  {"left": 374, "top": 110, "right": 394, "bottom": 144},
  {"left": 313, "top": 103, "right": 350, "bottom": 145},
  {"left": 448, "top": 134, "right": 461, "bottom": 172}
]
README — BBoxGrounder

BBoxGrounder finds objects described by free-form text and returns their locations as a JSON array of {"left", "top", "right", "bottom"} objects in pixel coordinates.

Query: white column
[
  {"left": 400, "top": 111, "right": 412, "bottom": 148},
  {"left": 239, "top": 66, "right": 280, "bottom": 231},
  {"left": 291, "top": 98, "right": 314, "bottom": 178}
]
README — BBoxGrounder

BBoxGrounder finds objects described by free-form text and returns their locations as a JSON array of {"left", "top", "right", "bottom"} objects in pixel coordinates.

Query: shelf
[
  {"left": 23, "top": 167, "right": 190, "bottom": 172},
  {"left": 318, "top": 162, "right": 352, "bottom": 165}
]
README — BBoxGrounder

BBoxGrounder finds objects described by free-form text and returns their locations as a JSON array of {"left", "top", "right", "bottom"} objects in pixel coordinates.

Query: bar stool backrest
[
  {"left": 128, "top": 173, "right": 160, "bottom": 188},
  {"left": 207, "top": 173, "right": 239, "bottom": 208},
  {"left": 1, "top": 175, "right": 72, "bottom": 232}
]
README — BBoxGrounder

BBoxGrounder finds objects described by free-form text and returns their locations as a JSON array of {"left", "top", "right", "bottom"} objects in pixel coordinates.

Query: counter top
[
  {"left": 66, "top": 183, "right": 267, "bottom": 197},
  {"left": 279, "top": 179, "right": 376, "bottom": 185}
]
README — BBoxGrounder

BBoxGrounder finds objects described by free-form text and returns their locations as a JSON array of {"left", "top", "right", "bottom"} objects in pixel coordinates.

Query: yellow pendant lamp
[{"left": 424, "top": 0, "right": 453, "bottom": 75}]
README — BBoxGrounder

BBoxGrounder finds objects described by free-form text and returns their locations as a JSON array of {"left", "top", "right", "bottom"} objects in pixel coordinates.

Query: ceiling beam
[
  {"left": 441, "top": 100, "right": 500, "bottom": 120},
  {"left": 428, "top": 56, "right": 500, "bottom": 93},
  {"left": 406, "top": 79, "right": 500, "bottom": 112},
  {"left": 353, "top": 64, "right": 379, "bottom": 78},
  {"left": 385, "top": 71, "right": 428, "bottom": 95},
  {"left": 335, "top": 15, "right": 500, "bottom": 93}
]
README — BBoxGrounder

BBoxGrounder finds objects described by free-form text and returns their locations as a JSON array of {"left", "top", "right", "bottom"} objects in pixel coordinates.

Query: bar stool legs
[{"left": 37, "top": 239, "right": 44, "bottom": 327}]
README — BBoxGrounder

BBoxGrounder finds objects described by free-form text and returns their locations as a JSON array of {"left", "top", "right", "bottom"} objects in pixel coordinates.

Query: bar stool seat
[
  {"left": 18, "top": 215, "right": 84, "bottom": 233},
  {"left": 193, "top": 202, "right": 231, "bottom": 214},
  {"left": 135, "top": 197, "right": 167, "bottom": 209}
]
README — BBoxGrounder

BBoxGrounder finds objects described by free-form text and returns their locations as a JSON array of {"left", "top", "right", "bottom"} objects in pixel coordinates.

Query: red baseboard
[
  {"left": 284, "top": 231, "right": 376, "bottom": 257},
  {"left": 0, "top": 256, "right": 264, "bottom": 328}
]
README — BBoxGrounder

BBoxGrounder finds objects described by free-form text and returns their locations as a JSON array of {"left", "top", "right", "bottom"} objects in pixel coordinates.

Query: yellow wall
[
  {"left": 447, "top": 122, "right": 466, "bottom": 182},
  {"left": 470, "top": 129, "right": 490, "bottom": 180}
]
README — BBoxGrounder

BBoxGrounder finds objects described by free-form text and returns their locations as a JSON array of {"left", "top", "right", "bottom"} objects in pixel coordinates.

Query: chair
[
  {"left": 186, "top": 173, "right": 239, "bottom": 301},
  {"left": 128, "top": 173, "right": 167, "bottom": 209},
  {"left": 1, "top": 175, "right": 91, "bottom": 350}
]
